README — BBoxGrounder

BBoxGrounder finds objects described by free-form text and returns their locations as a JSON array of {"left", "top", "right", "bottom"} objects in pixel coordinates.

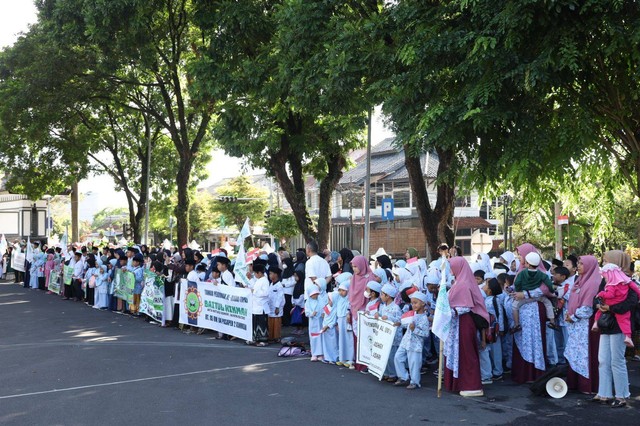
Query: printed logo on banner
[{"left": 185, "top": 285, "right": 202, "bottom": 321}]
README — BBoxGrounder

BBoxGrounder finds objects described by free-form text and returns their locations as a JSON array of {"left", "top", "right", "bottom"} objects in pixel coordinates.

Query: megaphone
[{"left": 546, "top": 377, "right": 568, "bottom": 399}]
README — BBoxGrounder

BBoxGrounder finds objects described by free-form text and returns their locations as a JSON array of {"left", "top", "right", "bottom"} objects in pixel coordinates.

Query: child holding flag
[
  {"left": 394, "top": 292, "right": 430, "bottom": 389},
  {"left": 364, "top": 281, "right": 382, "bottom": 316},
  {"left": 376, "top": 283, "right": 402, "bottom": 382}
]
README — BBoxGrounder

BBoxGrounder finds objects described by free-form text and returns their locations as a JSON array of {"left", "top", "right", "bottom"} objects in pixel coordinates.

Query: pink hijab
[
  {"left": 44, "top": 253, "right": 55, "bottom": 287},
  {"left": 448, "top": 257, "right": 489, "bottom": 322},
  {"left": 516, "top": 243, "right": 547, "bottom": 273},
  {"left": 567, "top": 255, "right": 601, "bottom": 317},
  {"left": 349, "top": 255, "right": 372, "bottom": 315}
]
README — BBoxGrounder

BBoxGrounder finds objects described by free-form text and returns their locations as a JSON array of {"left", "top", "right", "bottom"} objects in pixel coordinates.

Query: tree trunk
[
  {"left": 71, "top": 181, "right": 79, "bottom": 243},
  {"left": 175, "top": 155, "right": 192, "bottom": 247},
  {"left": 316, "top": 152, "right": 346, "bottom": 251},
  {"left": 404, "top": 145, "right": 455, "bottom": 260}
]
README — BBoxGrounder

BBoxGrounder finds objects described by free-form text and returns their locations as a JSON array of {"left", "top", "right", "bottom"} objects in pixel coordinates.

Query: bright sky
[
  {"left": 0, "top": 0, "right": 38, "bottom": 48},
  {"left": 0, "top": 2, "right": 395, "bottom": 221}
]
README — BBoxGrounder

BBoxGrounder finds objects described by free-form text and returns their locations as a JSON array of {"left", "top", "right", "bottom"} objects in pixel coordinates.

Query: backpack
[{"left": 278, "top": 343, "right": 309, "bottom": 358}]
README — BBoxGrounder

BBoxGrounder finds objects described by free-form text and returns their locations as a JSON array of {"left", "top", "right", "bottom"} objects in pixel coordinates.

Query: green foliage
[
  {"left": 189, "top": 191, "right": 219, "bottom": 236},
  {"left": 212, "top": 176, "right": 268, "bottom": 230},
  {"left": 264, "top": 209, "right": 300, "bottom": 242},
  {"left": 91, "top": 207, "right": 129, "bottom": 232}
]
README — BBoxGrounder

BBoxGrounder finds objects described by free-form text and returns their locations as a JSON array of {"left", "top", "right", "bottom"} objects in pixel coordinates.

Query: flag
[
  {"left": 60, "top": 231, "right": 69, "bottom": 260},
  {"left": 237, "top": 218, "right": 251, "bottom": 243},
  {"left": 367, "top": 301, "right": 380, "bottom": 312},
  {"left": 432, "top": 259, "right": 452, "bottom": 341},
  {"left": 246, "top": 248, "right": 260, "bottom": 263},
  {"left": 0, "top": 234, "right": 6, "bottom": 257},
  {"left": 323, "top": 305, "right": 332, "bottom": 316},
  {"left": 234, "top": 244, "right": 251, "bottom": 288},
  {"left": 400, "top": 310, "right": 415, "bottom": 326},
  {"left": 26, "top": 237, "right": 34, "bottom": 263}
]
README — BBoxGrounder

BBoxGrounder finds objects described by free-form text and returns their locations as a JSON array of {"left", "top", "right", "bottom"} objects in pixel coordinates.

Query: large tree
[
  {"left": 192, "top": 0, "right": 369, "bottom": 250},
  {"left": 36, "top": 0, "right": 215, "bottom": 246}
]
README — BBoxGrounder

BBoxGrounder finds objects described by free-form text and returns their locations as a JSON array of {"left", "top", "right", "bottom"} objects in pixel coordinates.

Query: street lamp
[{"left": 42, "top": 195, "right": 52, "bottom": 240}]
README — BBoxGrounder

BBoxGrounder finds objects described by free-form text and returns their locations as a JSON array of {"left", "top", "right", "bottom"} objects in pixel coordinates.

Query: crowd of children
[{"left": 3, "top": 237, "right": 639, "bottom": 403}]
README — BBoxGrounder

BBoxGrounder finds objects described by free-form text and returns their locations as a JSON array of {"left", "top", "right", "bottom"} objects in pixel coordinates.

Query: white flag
[
  {"left": 237, "top": 218, "right": 251, "bottom": 242},
  {"left": 0, "top": 234, "right": 7, "bottom": 257},
  {"left": 26, "top": 236, "right": 34, "bottom": 263},
  {"left": 432, "top": 259, "right": 452, "bottom": 341},
  {"left": 234, "top": 244, "right": 252, "bottom": 288},
  {"left": 60, "top": 231, "right": 69, "bottom": 260}
]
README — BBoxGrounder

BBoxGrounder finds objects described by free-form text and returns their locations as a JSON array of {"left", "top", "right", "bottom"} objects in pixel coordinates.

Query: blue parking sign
[{"left": 381, "top": 198, "right": 394, "bottom": 220}]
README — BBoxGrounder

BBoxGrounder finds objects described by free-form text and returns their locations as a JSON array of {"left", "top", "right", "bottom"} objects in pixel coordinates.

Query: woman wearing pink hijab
[
  {"left": 349, "top": 255, "right": 372, "bottom": 372},
  {"left": 44, "top": 252, "right": 55, "bottom": 292},
  {"left": 511, "top": 243, "right": 548, "bottom": 383},
  {"left": 564, "top": 255, "right": 601, "bottom": 394},
  {"left": 444, "top": 257, "right": 489, "bottom": 397}
]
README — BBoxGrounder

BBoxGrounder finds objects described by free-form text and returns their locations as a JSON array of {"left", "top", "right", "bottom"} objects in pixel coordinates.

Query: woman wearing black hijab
[
  {"left": 338, "top": 248, "right": 354, "bottom": 274},
  {"left": 281, "top": 257, "right": 295, "bottom": 326},
  {"left": 294, "top": 250, "right": 306, "bottom": 273}
]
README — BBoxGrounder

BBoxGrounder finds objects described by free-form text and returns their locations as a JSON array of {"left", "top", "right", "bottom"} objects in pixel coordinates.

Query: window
[
  {"left": 458, "top": 239, "right": 471, "bottom": 256},
  {"left": 394, "top": 191, "right": 411, "bottom": 208},
  {"left": 455, "top": 196, "right": 470, "bottom": 207}
]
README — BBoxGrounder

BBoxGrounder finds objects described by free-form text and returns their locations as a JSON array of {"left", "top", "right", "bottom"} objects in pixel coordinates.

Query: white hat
[
  {"left": 410, "top": 291, "right": 428, "bottom": 304},
  {"left": 525, "top": 252, "right": 541, "bottom": 267},
  {"left": 371, "top": 247, "right": 389, "bottom": 261}
]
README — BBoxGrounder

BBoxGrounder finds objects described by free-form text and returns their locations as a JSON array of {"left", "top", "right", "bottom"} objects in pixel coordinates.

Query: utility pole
[
  {"left": 71, "top": 181, "right": 79, "bottom": 243},
  {"left": 363, "top": 108, "right": 372, "bottom": 259}
]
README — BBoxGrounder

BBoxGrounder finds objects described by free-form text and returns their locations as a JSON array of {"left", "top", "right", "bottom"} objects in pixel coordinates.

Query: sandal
[{"left": 611, "top": 399, "right": 627, "bottom": 408}]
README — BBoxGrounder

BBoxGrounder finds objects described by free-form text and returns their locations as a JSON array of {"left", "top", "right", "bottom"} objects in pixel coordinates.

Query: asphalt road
[{"left": 0, "top": 280, "right": 638, "bottom": 425}]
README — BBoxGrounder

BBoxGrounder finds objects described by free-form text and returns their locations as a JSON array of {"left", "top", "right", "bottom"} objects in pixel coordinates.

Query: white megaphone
[{"left": 546, "top": 377, "right": 568, "bottom": 399}]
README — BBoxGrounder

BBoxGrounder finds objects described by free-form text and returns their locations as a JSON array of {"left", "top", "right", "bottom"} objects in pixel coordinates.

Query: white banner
[
  {"left": 139, "top": 271, "right": 165, "bottom": 324},
  {"left": 11, "top": 252, "right": 25, "bottom": 272},
  {"left": 356, "top": 312, "right": 397, "bottom": 380},
  {"left": 179, "top": 279, "right": 253, "bottom": 341}
]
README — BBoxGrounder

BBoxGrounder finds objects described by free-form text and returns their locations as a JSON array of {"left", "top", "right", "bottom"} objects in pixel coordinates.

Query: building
[
  {"left": 200, "top": 139, "right": 501, "bottom": 257},
  {"left": 332, "top": 138, "right": 499, "bottom": 257},
  {"left": 0, "top": 175, "right": 49, "bottom": 241}
]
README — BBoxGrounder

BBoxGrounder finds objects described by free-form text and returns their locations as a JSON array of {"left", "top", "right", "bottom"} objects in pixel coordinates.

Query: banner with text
[
  {"left": 114, "top": 269, "right": 135, "bottom": 304},
  {"left": 63, "top": 265, "right": 73, "bottom": 285},
  {"left": 179, "top": 279, "right": 252, "bottom": 341},
  {"left": 11, "top": 252, "right": 25, "bottom": 272},
  {"left": 48, "top": 270, "right": 61, "bottom": 295},
  {"left": 356, "top": 312, "right": 398, "bottom": 380},
  {"left": 139, "top": 270, "right": 165, "bottom": 323}
]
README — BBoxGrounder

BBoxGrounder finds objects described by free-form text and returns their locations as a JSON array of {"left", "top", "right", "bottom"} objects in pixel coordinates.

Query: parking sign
[{"left": 381, "top": 198, "right": 394, "bottom": 220}]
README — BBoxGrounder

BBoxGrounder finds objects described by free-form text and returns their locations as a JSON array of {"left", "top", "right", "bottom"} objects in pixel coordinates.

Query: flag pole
[{"left": 437, "top": 339, "right": 444, "bottom": 398}]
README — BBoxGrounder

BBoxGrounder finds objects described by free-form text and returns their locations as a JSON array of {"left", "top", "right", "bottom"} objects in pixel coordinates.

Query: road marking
[
  {"left": 0, "top": 358, "right": 306, "bottom": 400},
  {"left": 0, "top": 340, "right": 277, "bottom": 351}
]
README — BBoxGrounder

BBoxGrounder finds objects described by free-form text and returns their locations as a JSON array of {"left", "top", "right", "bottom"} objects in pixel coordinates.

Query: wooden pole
[{"left": 437, "top": 338, "right": 444, "bottom": 398}]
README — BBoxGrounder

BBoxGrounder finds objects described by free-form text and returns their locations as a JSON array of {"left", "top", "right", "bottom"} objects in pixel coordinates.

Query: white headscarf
[{"left": 476, "top": 253, "right": 492, "bottom": 275}]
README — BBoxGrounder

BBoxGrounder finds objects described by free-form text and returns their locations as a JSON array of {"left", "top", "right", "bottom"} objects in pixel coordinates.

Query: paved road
[{"left": 0, "top": 280, "right": 638, "bottom": 425}]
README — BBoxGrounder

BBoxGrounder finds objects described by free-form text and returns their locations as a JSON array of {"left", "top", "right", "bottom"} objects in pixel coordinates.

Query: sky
[{"left": 1, "top": 1, "right": 395, "bottom": 221}]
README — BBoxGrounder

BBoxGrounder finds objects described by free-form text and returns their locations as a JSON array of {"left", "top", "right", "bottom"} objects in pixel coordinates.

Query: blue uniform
[{"left": 394, "top": 312, "right": 429, "bottom": 386}]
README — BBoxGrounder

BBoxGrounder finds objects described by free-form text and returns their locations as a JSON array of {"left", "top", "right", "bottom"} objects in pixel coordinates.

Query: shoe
[
  {"left": 611, "top": 399, "right": 627, "bottom": 408},
  {"left": 492, "top": 375, "right": 503, "bottom": 381},
  {"left": 481, "top": 379, "right": 493, "bottom": 385},
  {"left": 503, "top": 368, "right": 511, "bottom": 374},
  {"left": 348, "top": 364, "right": 355, "bottom": 370},
  {"left": 335, "top": 361, "right": 343, "bottom": 366},
  {"left": 386, "top": 376, "right": 397, "bottom": 383},
  {"left": 245, "top": 341, "right": 255, "bottom": 345},
  {"left": 256, "top": 342, "right": 268, "bottom": 347},
  {"left": 460, "top": 390, "right": 484, "bottom": 397},
  {"left": 406, "top": 384, "right": 418, "bottom": 390},
  {"left": 393, "top": 379, "right": 409, "bottom": 387},
  {"left": 360, "top": 369, "right": 369, "bottom": 375},
  {"left": 310, "top": 356, "right": 319, "bottom": 362},
  {"left": 589, "top": 396, "right": 612, "bottom": 404}
]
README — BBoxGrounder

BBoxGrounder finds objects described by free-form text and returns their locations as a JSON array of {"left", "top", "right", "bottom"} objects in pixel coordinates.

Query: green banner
[
  {"left": 139, "top": 270, "right": 164, "bottom": 323},
  {"left": 63, "top": 265, "right": 73, "bottom": 285},
  {"left": 114, "top": 269, "right": 135, "bottom": 304},
  {"left": 48, "top": 270, "right": 61, "bottom": 295}
]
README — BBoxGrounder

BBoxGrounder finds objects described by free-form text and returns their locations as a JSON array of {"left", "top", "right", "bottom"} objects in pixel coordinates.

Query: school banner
[
  {"left": 356, "top": 312, "right": 398, "bottom": 380},
  {"left": 179, "top": 279, "right": 253, "bottom": 341},
  {"left": 114, "top": 269, "right": 135, "bottom": 304},
  {"left": 11, "top": 252, "right": 25, "bottom": 272},
  {"left": 63, "top": 265, "right": 74, "bottom": 285},
  {"left": 139, "top": 271, "right": 164, "bottom": 323},
  {"left": 48, "top": 270, "right": 61, "bottom": 295}
]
